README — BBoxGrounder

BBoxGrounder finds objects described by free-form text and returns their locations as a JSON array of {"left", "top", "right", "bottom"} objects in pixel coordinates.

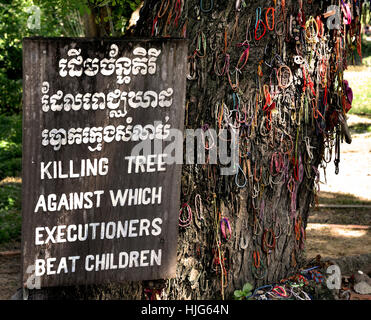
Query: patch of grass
[
  {"left": 318, "top": 191, "right": 371, "bottom": 206},
  {"left": 363, "top": 55, "right": 371, "bottom": 67},
  {"left": 344, "top": 66, "right": 371, "bottom": 116},
  {"left": 349, "top": 122, "right": 371, "bottom": 134},
  {"left": 346, "top": 33, "right": 371, "bottom": 115},
  {"left": 309, "top": 207, "right": 371, "bottom": 226},
  {"left": 0, "top": 180, "right": 22, "bottom": 243}
]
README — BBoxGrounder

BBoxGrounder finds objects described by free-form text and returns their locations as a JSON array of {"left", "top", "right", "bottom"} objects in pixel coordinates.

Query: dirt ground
[
  {"left": 305, "top": 114, "right": 371, "bottom": 260},
  {"left": 306, "top": 208, "right": 371, "bottom": 259},
  {"left": 0, "top": 240, "right": 20, "bottom": 300},
  {"left": 319, "top": 114, "right": 371, "bottom": 201}
]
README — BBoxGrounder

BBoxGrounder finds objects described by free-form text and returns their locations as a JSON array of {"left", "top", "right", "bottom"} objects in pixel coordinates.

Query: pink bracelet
[
  {"left": 341, "top": 1, "right": 352, "bottom": 25},
  {"left": 220, "top": 217, "right": 232, "bottom": 241},
  {"left": 179, "top": 203, "right": 192, "bottom": 227}
]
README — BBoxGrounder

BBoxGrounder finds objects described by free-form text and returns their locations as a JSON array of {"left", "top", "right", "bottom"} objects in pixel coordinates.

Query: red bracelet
[
  {"left": 255, "top": 19, "right": 266, "bottom": 41},
  {"left": 253, "top": 250, "right": 261, "bottom": 268},
  {"left": 236, "top": 45, "right": 250, "bottom": 71}
]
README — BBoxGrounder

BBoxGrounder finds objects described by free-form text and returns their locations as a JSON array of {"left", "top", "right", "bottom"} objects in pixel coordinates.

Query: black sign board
[{"left": 21, "top": 38, "right": 187, "bottom": 288}]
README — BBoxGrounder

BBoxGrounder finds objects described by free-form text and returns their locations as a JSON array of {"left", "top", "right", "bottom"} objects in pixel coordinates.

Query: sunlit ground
[
  {"left": 318, "top": 114, "right": 371, "bottom": 202},
  {"left": 306, "top": 61, "right": 371, "bottom": 260},
  {"left": 306, "top": 222, "right": 371, "bottom": 259}
]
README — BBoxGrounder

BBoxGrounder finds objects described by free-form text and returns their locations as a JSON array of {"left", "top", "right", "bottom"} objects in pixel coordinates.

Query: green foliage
[
  {"left": 36, "top": 0, "right": 90, "bottom": 36},
  {"left": 0, "top": 0, "right": 28, "bottom": 114},
  {"left": 349, "top": 34, "right": 371, "bottom": 67},
  {"left": 345, "top": 64, "right": 371, "bottom": 116},
  {"left": 0, "top": 1, "right": 142, "bottom": 244},
  {"left": 0, "top": 158, "right": 22, "bottom": 181},
  {"left": 0, "top": 115, "right": 22, "bottom": 180},
  {"left": 233, "top": 282, "right": 253, "bottom": 300},
  {"left": 0, "top": 75, "right": 22, "bottom": 115},
  {"left": 0, "top": 114, "right": 22, "bottom": 243},
  {"left": 89, "top": 0, "right": 142, "bottom": 35},
  {"left": 0, "top": 181, "right": 22, "bottom": 243},
  {"left": 0, "top": 0, "right": 67, "bottom": 114},
  {"left": 0, "top": 0, "right": 142, "bottom": 115}
]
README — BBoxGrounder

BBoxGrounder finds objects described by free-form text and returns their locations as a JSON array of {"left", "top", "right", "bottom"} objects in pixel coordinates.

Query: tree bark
[
  {"left": 82, "top": 4, "right": 112, "bottom": 37},
  {"left": 129, "top": 0, "right": 324, "bottom": 299},
  {"left": 21, "top": 0, "right": 346, "bottom": 300}
]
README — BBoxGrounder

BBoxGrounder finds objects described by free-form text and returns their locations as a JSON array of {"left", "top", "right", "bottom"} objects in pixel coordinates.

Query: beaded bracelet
[
  {"left": 272, "top": 285, "right": 289, "bottom": 298},
  {"left": 262, "top": 228, "right": 276, "bottom": 253},
  {"left": 254, "top": 163, "right": 262, "bottom": 182},
  {"left": 253, "top": 249, "right": 261, "bottom": 268},
  {"left": 308, "top": 270, "right": 324, "bottom": 284},
  {"left": 235, "top": 164, "right": 247, "bottom": 188},
  {"left": 255, "top": 8, "right": 267, "bottom": 41},
  {"left": 194, "top": 194, "right": 204, "bottom": 226},
  {"left": 275, "top": 19, "right": 285, "bottom": 36},
  {"left": 214, "top": 52, "right": 230, "bottom": 77},
  {"left": 240, "top": 233, "right": 249, "bottom": 250},
  {"left": 305, "top": 16, "right": 319, "bottom": 44},
  {"left": 227, "top": 69, "right": 240, "bottom": 92},
  {"left": 277, "top": 65, "right": 293, "bottom": 89},
  {"left": 236, "top": 45, "right": 250, "bottom": 72},
  {"left": 200, "top": 0, "right": 213, "bottom": 13},
  {"left": 186, "top": 56, "right": 197, "bottom": 80},
  {"left": 341, "top": 0, "right": 352, "bottom": 25},
  {"left": 201, "top": 125, "right": 216, "bottom": 150},
  {"left": 274, "top": 219, "right": 282, "bottom": 239},
  {"left": 173, "top": 0, "right": 182, "bottom": 27},
  {"left": 265, "top": 7, "right": 275, "bottom": 31},
  {"left": 291, "top": 287, "right": 311, "bottom": 300},
  {"left": 252, "top": 284, "right": 273, "bottom": 299},
  {"left": 255, "top": 20, "right": 266, "bottom": 41},
  {"left": 194, "top": 31, "right": 207, "bottom": 58},
  {"left": 220, "top": 217, "right": 232, "bottom": 241},
  {"left": 179, "top": 203, "right": 192, "bottom": 228}
]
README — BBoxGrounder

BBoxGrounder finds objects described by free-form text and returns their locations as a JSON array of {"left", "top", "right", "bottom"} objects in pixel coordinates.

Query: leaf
[
  {"left": 242, "top": 283, "right": 253, "bottom": 293},
  {"left": 75, "top": 0, "right": 90, "bottom": 15},
  {"left": 98, "top": 0, "right": 112, "bottom": 7},
  {"left": 129, "top": 1, "right": 140, "bottom": 11},
  {"left": 234, "top": 290, "right": 244, "bottom": 298}
]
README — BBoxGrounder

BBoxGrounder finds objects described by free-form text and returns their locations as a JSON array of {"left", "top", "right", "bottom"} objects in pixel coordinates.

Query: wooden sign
[{"left": 21, "top": 38, "right": 187, "bottom": 288}]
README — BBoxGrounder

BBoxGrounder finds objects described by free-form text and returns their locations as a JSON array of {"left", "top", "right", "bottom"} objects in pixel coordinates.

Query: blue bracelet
[{"left": 200, "top": 0, "right": 213, "bottom": 13}]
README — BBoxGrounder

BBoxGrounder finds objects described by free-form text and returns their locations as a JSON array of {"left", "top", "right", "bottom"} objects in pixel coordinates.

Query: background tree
[
  {"left": 16, "top": 0, "right": 366, "bottom": 300},
  {"left": 0, "top": 0, "right": 139, "bottom": 115}
]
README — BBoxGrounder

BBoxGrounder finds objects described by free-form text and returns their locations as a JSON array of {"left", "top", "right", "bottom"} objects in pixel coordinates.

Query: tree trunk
[
  {"left": 130, "top": 0, "right": 323, "bottom": 300},
  {"left": 21, "top": 0, "right": 357, "bottom": 300}
]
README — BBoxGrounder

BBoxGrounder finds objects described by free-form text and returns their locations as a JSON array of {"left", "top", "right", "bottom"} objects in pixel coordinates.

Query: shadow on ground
[
  {"left": 306, "top": 191, "right": 371, "bottom": 260},
  {"left": 349, "top": 122, "right": 371, "bottom": 134},
  {"left": 318, "top": 191, "right": 371, "bottom": 206}
]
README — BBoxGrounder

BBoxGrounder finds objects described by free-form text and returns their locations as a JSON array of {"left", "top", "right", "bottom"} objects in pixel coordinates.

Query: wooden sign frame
[{"left": 21, "top": 38, "right": 187, "bottom": 288}]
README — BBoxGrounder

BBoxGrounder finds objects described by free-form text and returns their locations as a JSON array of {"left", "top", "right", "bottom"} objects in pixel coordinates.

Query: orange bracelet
[
  {"left": 266, "top": 7, "right": 275, "bottom": 31},
  {"left": 157, "top": 0, "right": 170, "bottom": 18}
]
